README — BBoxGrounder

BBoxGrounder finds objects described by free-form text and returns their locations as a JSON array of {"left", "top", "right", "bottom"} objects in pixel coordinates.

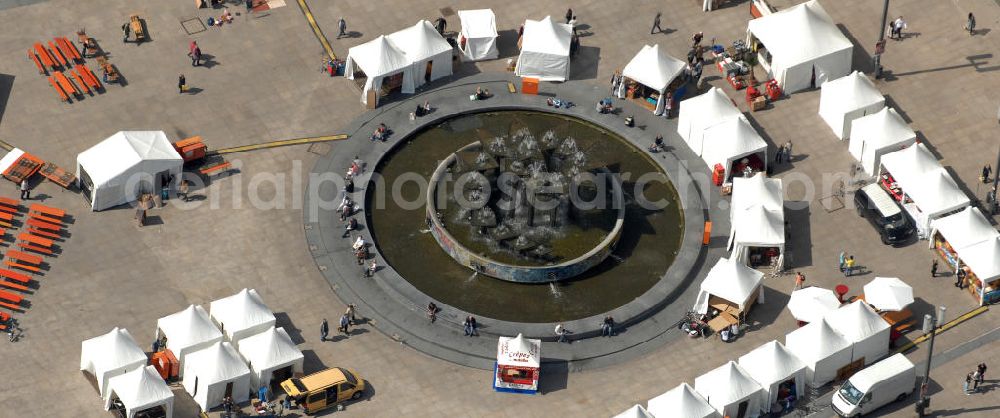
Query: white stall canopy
[
  {"left": 457, "top": 9, "right": 499, "bottom": 61},
  {"left": 677, "top": 87, "right": 742, "bottom": 155},
  {"left": 693, "top": 257, "right": 764, "bottom": 315},
  {"left": 902, "top": 168, "right": 969, "bottom": 222},
  {"left": 237, "top": 327, "right": 305, "bottom": 392},
  {"left": 784, "top": 318, "right": 853, "bottom": 387},
  {"left": 694, "top": 361, "right": 764, "bottom": 418},
  {"left": 930, "top": 207, "right": 1000, "bottom": 251},
  {"left": 80, "top": 327, "right": 148, "bottom": 400},
  {"left": 76, "top": 131, "right": 183, "bottom": 211},
  {"left": 824, "top": 301, "right": 890, "bottom": 365},
  {"left": 747, "top": 0, "right": 853, "bottom": 93},
  {"left": 818, "top": 71, "right": 884, "bottom": 140},
  {"left": 104, "top": 365, "right": 174, "bottom": 418},
  {"left": 345, "top": 35, "right": 415, "bottom": 106},
  {"left": 516, "top": 16, "right": 573, "bottom": 81},
  {"left": 738, "top": 340, "right": 808, "bottom": 413},
  {"left": 879, "top": 142, "right": 938, "bottom": 183},
  {"left": 497, "top": 333, "right": 541, "bottom": 368},
  {"left": 729, "top": 204, "right": 786, "bottom": 269},
  {"left": 647, "top": 382, "right": 719, "bottom": 418},
  {"left": 388, "top": 20, "right": 454, "bottom": 88},
  {"left": 699, "top": 116, "right": 769, "bottom": 181},
  {"left": 622, "top": 44, "right": 686, "bottom": 94},
  {"left": 957, "top": 236, "right": 1000, "bottom": 285},
  {"left": 613, "top": 404, "right": 655, "bottom": 418},
  {"left": 182, "top": 341, "right": 251, "bottom": 411},
  {"left": 209, "top": 288, "right": 276, "bottom": 348},
  {"left": 787, "top": 287, "right": 841, "bottom": 323},
  {"left": 848, "top": 107, "right": 916, "bottom": 176},
  {"left": 731, "top": 173, "right": 783, "bottom": 215},
  {"left": 156, "top": 305, "right": 224, "bottom": 375},
  {"left": 863, "top": 277, "right": 914, "bottom": 312}
]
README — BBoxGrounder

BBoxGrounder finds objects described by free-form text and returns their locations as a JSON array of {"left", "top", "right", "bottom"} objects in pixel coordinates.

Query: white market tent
[
  {"left": 818, "top": 71, "right": 885, "bottom": 140},
  {"left": 677, "top": 87, "right": 743, "bottom": 155},
  {"left": 901, "top": 169, "right": 970, "bottom": 225},
  {"left": 692, "top": 257, "right": 765, "bottom": 315},
  {"left": 237, "top": 327, "right": 304, "bottom": 392},
  {"left": 729, "top": 204, "right": 786, "bottom": 269},
  {"left": 182, "top": 341, "right": 252, "bottom": 411},
  {"left": 80, "top": 327, "right": 149, "bottom": 400},
  {"left": 647, "top": 382, "right": 719, "bottom": 418},
  {"left": 497, "top": 333, "right": 541, "bottom": 368},
  {"left": 622, "top": 44, "right": 686, "bottom": 115},
  {"left": 848, "top": 107, "right": 916, "bottom": 176},
  {"left": 345, "top": 35, "right": 416, "bottom": 106},
  {"left": 930, "top": 207, "right": 1000, "bottom": 251},
  {"left": 515, "top": 16, "right": 572, "bottom": 81},
  {"left": 388, "top": 20, "right": 454, "bottom": 89},
  {"left": 613, "top": 404, "right": 655, "bottom": 418},
  {"left": 879, "top": 142, "right": 938, "bottom": 184},
  {"left": 747, "top": 0, "right": 853, "bottom": 93},
  {"left": 824, "top": 301, "right": 890, "bottom": 366},
  {"left": 76, "top": 131, "right": 183, "bottom": 211},
  {"left": 209, "top": 288, "right": 276, "bottom": 348},
  {"left": 694, "top": 361, "right": 765, "bottom": 418},
  {"left": 784, "top": 318, "right": 853, "bottom": 387},
  {"left": 104, "top": 365, "right": 174, "bottom": 418},
  {"left": 731, "top": 173, "right": 783, "bottom": 215},
  {"left": 155, "top": 305, "right": 224, "bottom": 376},
  {"left": 738, "top": 340, "right": 808, "bottom": 413},
  {"left": 457, "top": 9, "right": 499, "bottom": 61},
  {"left": 956, "top": 237, "right": 1000, "bottom": 289},
  {"left": 700, "top": 116, "right": 769, "bottom": 181}
]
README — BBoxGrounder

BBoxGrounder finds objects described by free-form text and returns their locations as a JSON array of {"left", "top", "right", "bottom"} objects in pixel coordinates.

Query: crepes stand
[{"left": 494, "top": 333, "right": 541, "bottom": 394}]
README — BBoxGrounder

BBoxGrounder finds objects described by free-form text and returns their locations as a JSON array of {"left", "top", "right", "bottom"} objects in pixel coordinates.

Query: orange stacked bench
[
  {"left": 18, "top": 233, "right": 54, "bottom": 256},
  {"left": 71, "top": 70, "right": 90, "bottom": 95},
  {"left": 28, "top": 49, "right": 45, "bottom": 74},
  {"left": 0, "top": 268, "right": 31, "bottom": 284},
  {"left": 47, "top": 41, "right": 67, "bottom": 67},
  {"left": 5, "top": 249, "right": 42, "bottom": 274},
  {"left": 0, "top": 289, "right": 24, "bottom": 312},
  {"left": 33, "top": 43, "right": 56, "bottom": 70},
  {"left": 0, "top": 197, "right": 20, "bottom": 213},
  {"left": 54, "top": 71, "right": 79, "bottom": 98},
  {"left": 78, "top": 64, "right": 101, "bottom": 90},
  {"left": 48, "top": 76, "right": 70, "bottom": 102}
]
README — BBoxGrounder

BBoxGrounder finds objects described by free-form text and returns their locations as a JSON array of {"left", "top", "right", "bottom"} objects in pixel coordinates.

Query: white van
[{"left": 832, "top": 353, "right": 916, "bottom": 417}]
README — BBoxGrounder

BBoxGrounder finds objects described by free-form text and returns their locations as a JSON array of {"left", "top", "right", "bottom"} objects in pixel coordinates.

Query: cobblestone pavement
[{"left": 0, "top": 0, "right": 997, "bottom": 417}]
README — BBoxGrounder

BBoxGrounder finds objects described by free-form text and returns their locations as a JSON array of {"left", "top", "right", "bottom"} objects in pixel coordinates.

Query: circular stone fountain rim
[{"left": 424, "top": 141, "right": 626, "bottom": 283}]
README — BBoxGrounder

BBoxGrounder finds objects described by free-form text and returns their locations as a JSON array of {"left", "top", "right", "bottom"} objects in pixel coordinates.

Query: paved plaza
[{"left": 0, "top": 0, "right": 998, "bottom": 417}]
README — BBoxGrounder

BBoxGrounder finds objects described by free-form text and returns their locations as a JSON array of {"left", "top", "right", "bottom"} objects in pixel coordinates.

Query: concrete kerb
[{"left": 304, "top": 73, "right": 730, "bottom": 369}]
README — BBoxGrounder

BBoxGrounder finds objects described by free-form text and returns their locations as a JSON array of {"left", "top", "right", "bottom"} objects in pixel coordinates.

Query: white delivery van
[{"left": 832, "top": 353, "right": 916, "bottom": 417}]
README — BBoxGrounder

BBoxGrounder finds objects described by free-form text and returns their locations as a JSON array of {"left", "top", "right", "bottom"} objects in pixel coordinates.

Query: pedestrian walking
[
  {"left": 691, "top": 31, "right": 704, "bottom": 49},
  {"left": 337, "top": 18, "right": 347, "bottom": 39},
  {"left": 463, "top": 316, "right": 477, "bottom": 336},
  {"left": 972, "top": 369, "right": 982, "bottom": 391},
  {"left": 601, "top": 316, "right": 615, "bottom": 337},
  {"left": 434, "top": 16, "right": 447, "bottom": 35},
  {"left": 178, "top": 180, "right": 190, "bottom": 201},
  {"left": 345, "top": 304, "right": 357, "bottom": 325},
  {"left": 891, "top": 16, "right": 906, "bottom": 40},
  {"left": 931, "top": 258, "right": 938, "bottom": 277},
  {"left": 964, "top": 372, "right": 973, "bottom": 394},
  {"left": 190, "top": 46, "right": 202, "bottom": 66},
  {"left": 981, "top": 164, "right": 991, "bottom": 184},
  {"left": 19, "top": 179, "right": 29, "bottom": 200},
  {"left": 339, "top": 314, "right": 350, "bottom": 336},
  {"left": 977, "top": 363, "right": 987, "bottom": 385},
  {"left": 783, "top": 141, "right": 793, "bottom": 162},
  {"left": 122, "top": 22, "right": 130, "bottom": 43},
  {"left": 794, "top": 272, "right": 806, "bottom": 290},
  {"left": 555, "top": 323, "right": 568, "bottom": 342},
  {"left": 651, "top": 12, "right": 663, "bottom": 34},
  {"left": 966, "top": 13, "right": 976, "bottom": 36},
  {"left": 844, "top": 256, "right": 855, "bottom": 276},
  {"left": 320, "top": 318, "right": 329, "bottom": 342},
  {"left": 956, "top": 268, "right": 967, "bottom": 288},
  {"left": 178, "top": 74, "right": 186, "bottom": 94},
  {"left": 568, "top": 15, "right": 578, "bottom": 35},
  {"left": 565, "top": 8, "right": 573, "bottom": 24},
  {"left": 838, "top": 251, "right": 846, "bottom": 272}
]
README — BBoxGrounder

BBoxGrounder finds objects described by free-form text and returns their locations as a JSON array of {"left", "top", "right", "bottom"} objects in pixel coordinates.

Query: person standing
[
  {"left": 339, "top": 313, "right": 350, "bottom": 336},
  {"left": 651, "top": 12, "right": 663, "bottom": 34},
  {"left": 337, "top": 18, "right": 347, "bottom": 39},
  {"left": 838, "top": 251, "right": 846, "bottom": 273},
  {"left": 844, "top": 256, "right": 855, "bottom": 276},
  {"left": 892, "top": 16, "right": 906, "bottom": 40},
  {"left": 784, "top": 141, "right": 793, "bottom": 162},
  {"left": 931, "top": 258, "right": 938, "bottom": 277},
  {"left": 794, "top": 272, "right": 806, "bottom": 290},
  {"left": 345, "top": 304, "right": 357, "bottom": 325},
  {"left": 568, "top": 15, "right": 578, "bottom": 35},
  {"left": 601, "top": 316, "right": 614, "bottom": 337},
  {"left": 966, "top": 13, "right": 976, "bottom": 36},
  {"left": 434, "top": 16, "right": 447, "bottom": 35},
  {"left": 956, "top": 268, "right": 967, "bottom": 288},
  {"left": 463, "top": 316, "right": 476, "bottom": 336},
  {"left": 178, "top": 179, "right": 190, "bottom": 201},
  {"left": 122, "top": 22, "right": 130, "bottom": 43},
  {"left": 977, "top": 363, "right": 987, "bottom": 387},
  {"left": 246, "top": 0, "right": 254, "bottom": 15},
  {"left": 565, "top": 8, "right": 573, "bottom": 24},
  {"left": 178, "top": 74, "right": 186, "bottom": 94},
  {"left": 964, "top": 372, "right": 973, "bottom": 394},
  {"left": 972, "top": 369, "right": 982, "bottom": 392},
  {"left": 555, "top": 323, "right": 568, "bottom": 342},
  {"left": 320, "top": 318, "right": 329, "bottom": 341},
  {"left": 982, "top": 164, "right": 991, "bottom": 184},
  {"left": 19, "top": 179, "right": 29, "bottom": 200},
  {"left": 190, "top": 46, "right": 202, "bottom": 66}
]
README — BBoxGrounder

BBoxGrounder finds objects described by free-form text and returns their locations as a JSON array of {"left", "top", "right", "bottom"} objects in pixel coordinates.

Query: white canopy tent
[
  {"left": 848, "top": 107, "right": 916, "bottom": 176},
  {"left": 155, "top": 305, "right": 224, "bottom": 376},
  {"left": 613, "top": 404, "right": 655, "bottom": 418},
  {"left": 694, "top": 361, "right": 765, "bottom": 418},
  {"left": 729, "top": 205, "right": 785, "bottom": 269},
  {"left": 818, "top": 71, "right": 885, "bottom": 140},
  {"left": 900, "top": 168, "right": 969, "bottom": 225},
  {"left": 104, "top": 365, "right": 174, "bottom": 418},
  {"left": 738, "top": 340, "right": 808, "bottom": 413},
  {"left": 956, "top": 237, "right": 1000, "bottom": 292},
  {"left": 747, "top": 0, "right": 853, "bottom": 93},
  {"left": 457, "top": 9, "right": 499, "bottom": 61},
  {"left": 878, "top": 142, "right": 938, "bottom": 184},
  {"left": 692, "top": 257, "right": 765, "bottom": 315},
  {"left": 497, "top": 333, "right": 541, "bottom": 369},
  {"left": 863, "top": 277, "right": 914, "bottom": 312},
  {"left": 622, "top": 44, "right": 686, "bottom": 115},
  {"left": 784, "top": 318, "right": 853, "bottom": 387},
  {"left": 647, "top": 382, "right": 719, "bottom": 418},
  {"left": 700, "top": 116, "right": 769, "bottom": 181},
  {"left": 76, "top": 131, "right": 183, "bottom": 211},
  {"left": 80, "top": 327, "right": 149, "bottom": 400},
  {"left": 515, "top": 16, "right": 573, "bottom": 81},
  {"left": 182, "top": 341, "right": 252, "bottom": 411},
  {"left": 345, "top": 35, "right": 415, "bottom": 107},
  {"left": 388, "top": 20, "right": 454, "bottom": 89},
  {"left": 930, "top": 207, "right": 1000, "bottom": 251},
  {"left": 731, "top": 174, "right": 783, "bottom": 215},
  {"left": 677, "top": 87, "right": 743, "bottom": 155},
  {"left": 237, "top": 327, "right": 304, "bottom": 393},
  {"left": 824, "top": 301, "right": 890, "bottom": 366},
  {"left": 787, "top": 287, "right": 842, "bottom": 323},
  {"left": 209, "top": 288, "right": 276, "bottom": 348}
]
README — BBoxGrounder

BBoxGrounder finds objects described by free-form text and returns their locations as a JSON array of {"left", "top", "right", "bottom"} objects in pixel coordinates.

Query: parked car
[{"left": 854, "top": 183, "right": 914, "bottom": 246}]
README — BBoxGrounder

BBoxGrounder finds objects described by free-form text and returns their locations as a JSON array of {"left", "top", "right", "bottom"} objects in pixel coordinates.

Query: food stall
[
  {"left": 878, "top": 143, "right": 970, "bottom": 237},
  {"left": 699, "top": 116, "right": 768, "bottom": 183},
  {"left": 155, "top": 305, "right": 223, "bottom": 379},
  {"left": 104, "top": 365, "right": 174, "bottom": 418},
  {"left": 494, "top": 333, "right": 541, "bottom": 394},
  {"left": 728, "top": 203, "right": 785, "bottom": 270},
  {"left": 848, "top": 107, "right": 915, "bottom": 176},
  {"left": 515, "top": 16, "right": 572, "bottom": 82},
  {"left": 344, "top": 35, "right": 416, "bottom": 108},
  {"left": 929, "top": 207, "right": 1000, "bottom": 304},
  {"left": 620, "top": 44, "right": 687, "bottom": 114},
  {"left": 818, "top": 71, "right": 884, "bottom": 140},
  {"left": 677, "top": 87, "right": 743, "bottom": 156},
  {"left": 692, "top": 257, "right": 765, "bottom": 333}
]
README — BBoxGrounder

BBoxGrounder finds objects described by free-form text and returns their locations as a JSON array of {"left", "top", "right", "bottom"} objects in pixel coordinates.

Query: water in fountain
[{"left": 548, "top": 282, "right": 562, "bottom": 298}]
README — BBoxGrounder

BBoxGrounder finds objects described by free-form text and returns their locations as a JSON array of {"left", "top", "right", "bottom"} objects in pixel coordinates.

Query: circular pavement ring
[{"left": 304, "top": 73, "right": 717, "bottom": 369}]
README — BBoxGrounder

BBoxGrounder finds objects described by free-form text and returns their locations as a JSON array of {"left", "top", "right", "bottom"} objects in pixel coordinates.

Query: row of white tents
[
  {"left": 615, "top": 300, "right": 891, "bottom": 418},
  {"left": 80, "top": 289, "right": 304, "bottom": 416}
]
